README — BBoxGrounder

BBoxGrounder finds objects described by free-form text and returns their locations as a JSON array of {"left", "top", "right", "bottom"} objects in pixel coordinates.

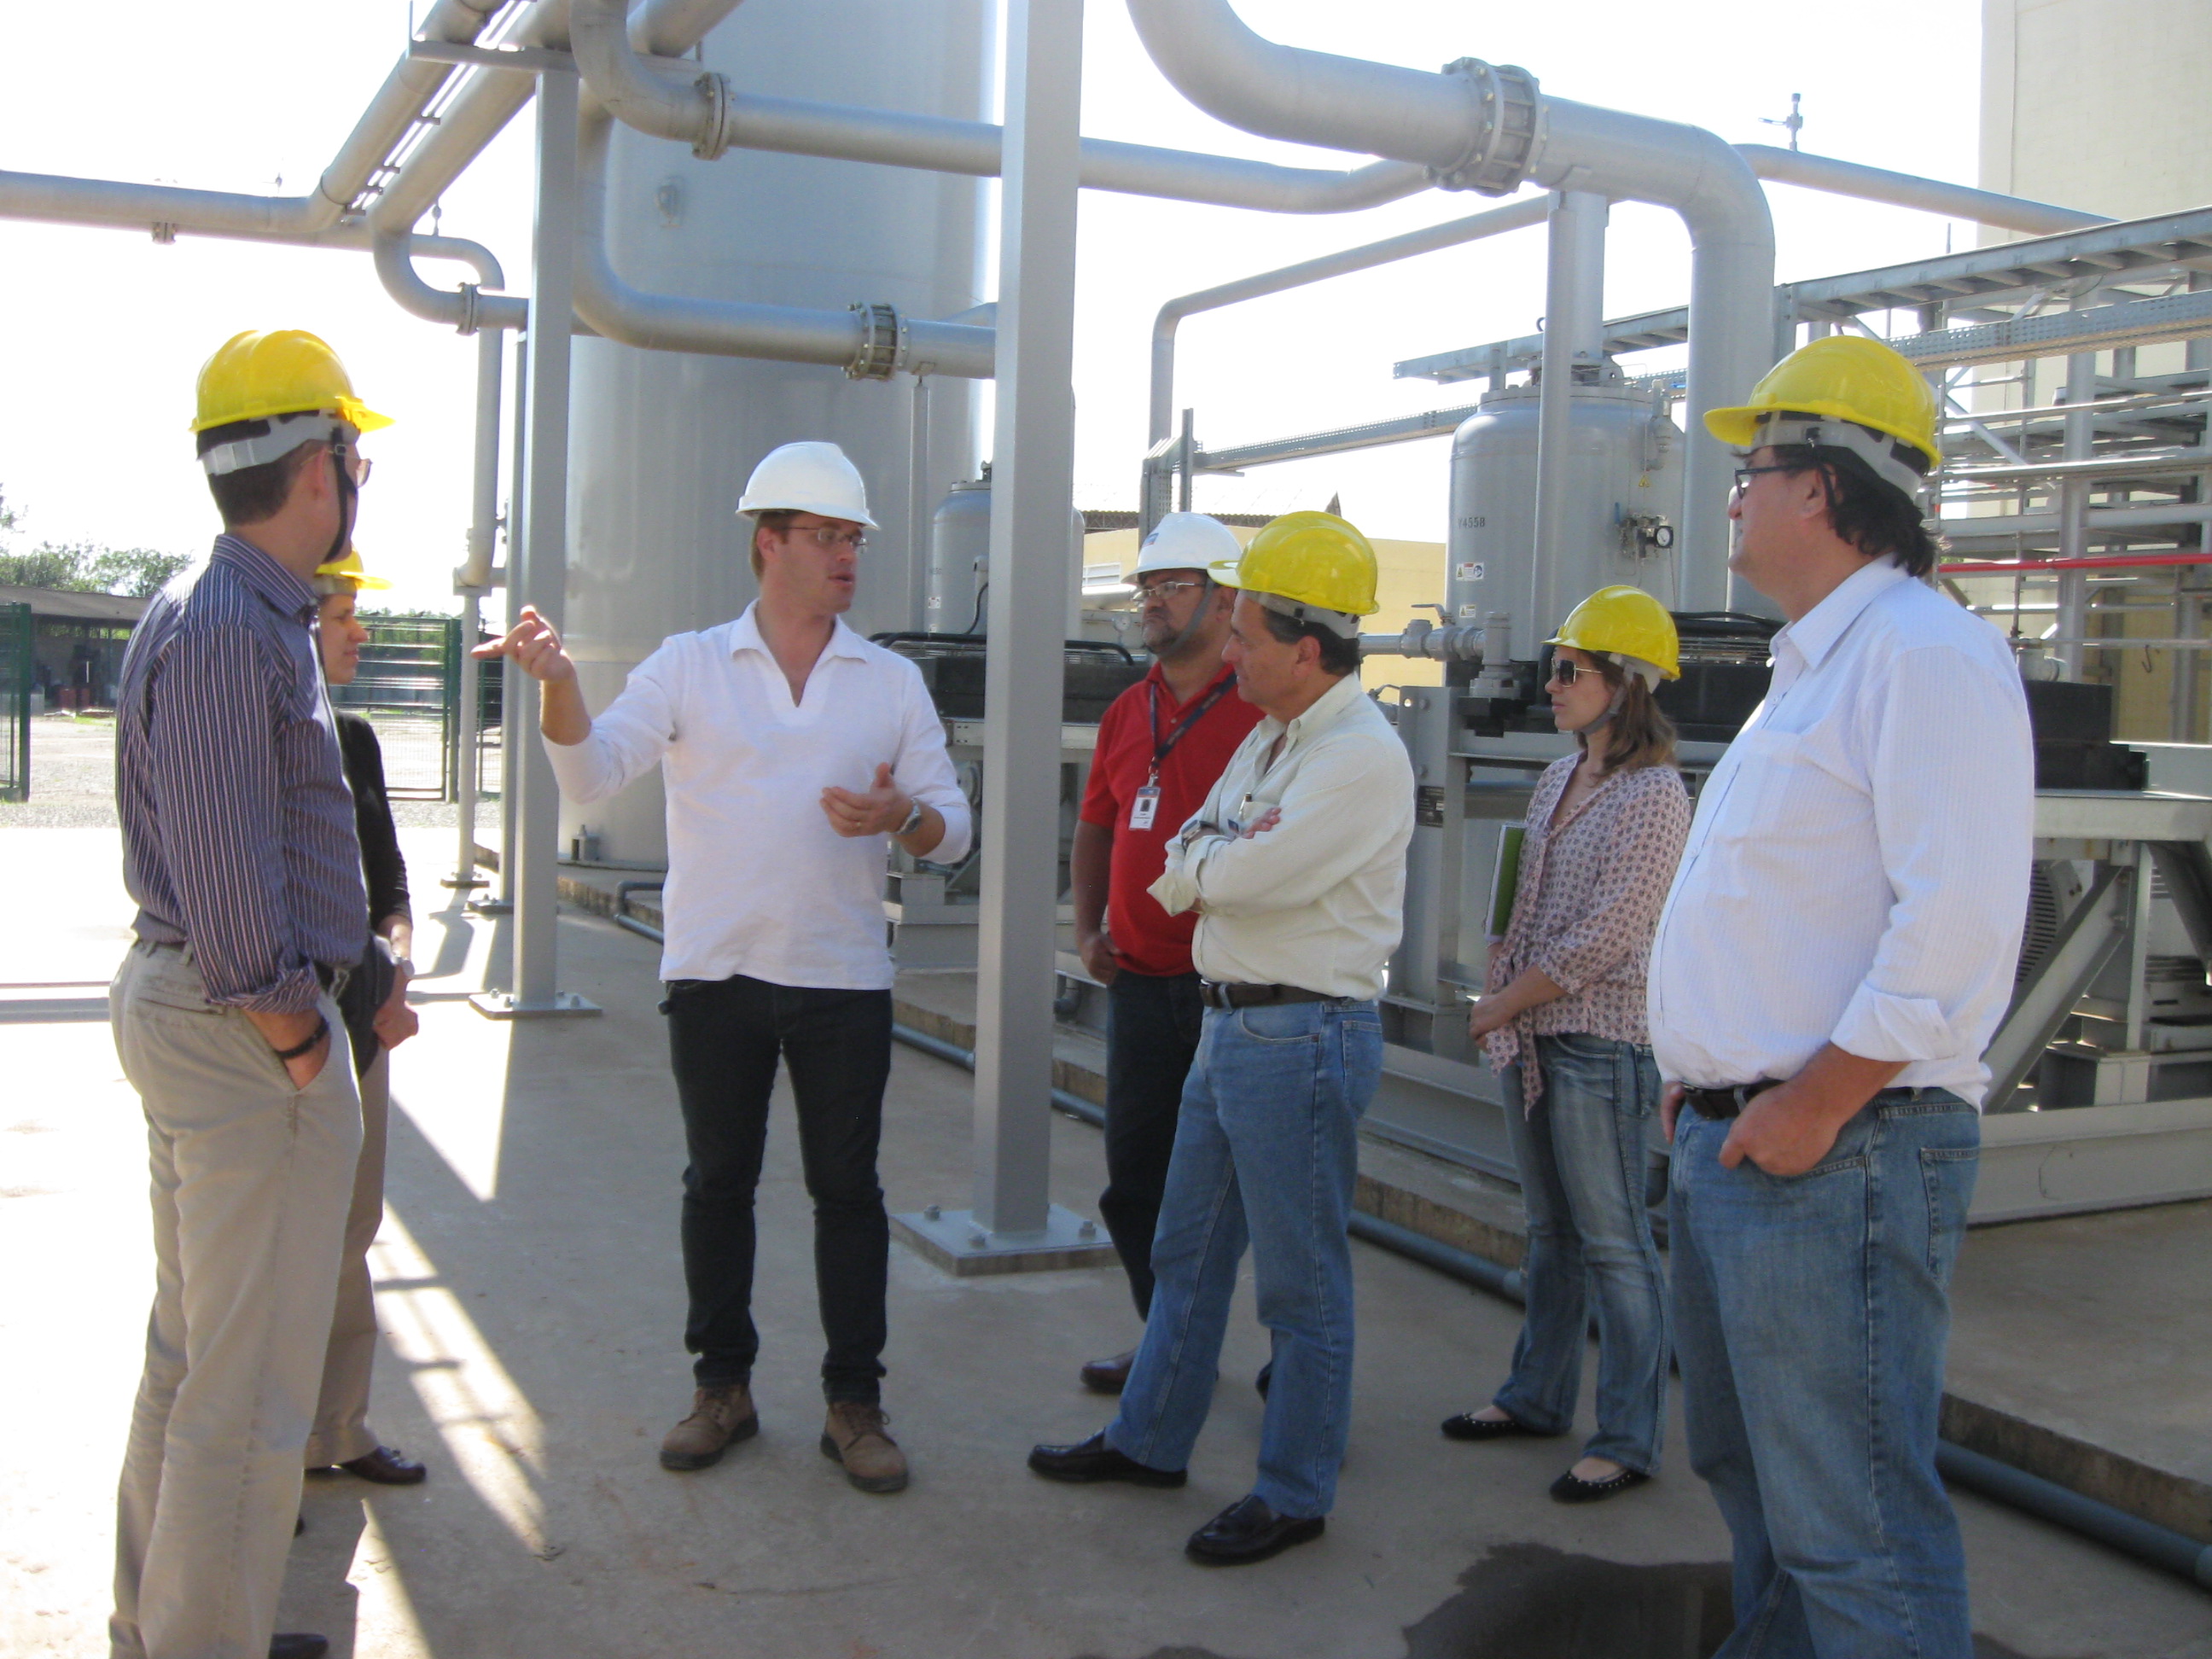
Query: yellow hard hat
[
  {"left": 1235, "top": 510, "right": 1378, "bottom": 637},
  {"left": 1703, "top": 335, "right": 1940, "bottom": 500},
  {"left": 312, "top": 548, "right": 392, "bottom": 595},
  {"left": 193, "top": 329, "right": 392, "bottom": 436},
  {"left": 1549, "top": 585, "right": 1680, "bottom": 682},
  {"left": 1205, "top": 554, "right": 1243, "bottom": 589}
]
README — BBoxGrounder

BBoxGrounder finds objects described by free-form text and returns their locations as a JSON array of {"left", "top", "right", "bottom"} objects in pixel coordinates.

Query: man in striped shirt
[{"left": 107, "top": 331, "right": 387, "bottom": 1659}]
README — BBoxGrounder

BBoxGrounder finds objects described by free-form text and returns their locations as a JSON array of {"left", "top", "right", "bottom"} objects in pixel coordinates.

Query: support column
[
  {"left": 2056, "top": 346, "right": 2098, "bottom": 680},
  {"left": 447, "top": 323, "right": 503, "bottom": 892},
  {"left": 1530, "top": 190, "right": 1607, "bottom": 639},
  {"left": 891, "top": 0, "right": 1112, "bottom": 1277},
  {"left": 474, "top": 67, "right": 597, "bottom": 1020}
]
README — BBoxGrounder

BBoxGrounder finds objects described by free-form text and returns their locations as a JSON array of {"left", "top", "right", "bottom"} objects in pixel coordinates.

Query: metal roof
[{"left": 0, "top": 585, "right": 150, "bottom": 625}]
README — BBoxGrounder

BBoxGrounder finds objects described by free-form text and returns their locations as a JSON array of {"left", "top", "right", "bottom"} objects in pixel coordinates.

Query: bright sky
[{"left": 0, "top": 0, "right": 2008, "bottom": 614}]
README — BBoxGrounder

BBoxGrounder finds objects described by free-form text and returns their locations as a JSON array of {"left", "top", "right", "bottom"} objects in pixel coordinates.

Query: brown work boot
[
  {"left": 659, "top": 1382, "right": 758, "bottom": 1471},
  {"left": 819, "top": 1401, "right": 908, "bottom": 1493}
]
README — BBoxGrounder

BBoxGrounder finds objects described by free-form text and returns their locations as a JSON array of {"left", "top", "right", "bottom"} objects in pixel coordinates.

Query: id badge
[{"left": 1129, "top": 785, "right": 1161, "bottom": 831}]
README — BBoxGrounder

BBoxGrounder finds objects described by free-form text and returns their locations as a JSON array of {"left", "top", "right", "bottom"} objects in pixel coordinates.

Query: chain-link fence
[{"left": 0, "top": 604, "right": 30, "bottom": 802}]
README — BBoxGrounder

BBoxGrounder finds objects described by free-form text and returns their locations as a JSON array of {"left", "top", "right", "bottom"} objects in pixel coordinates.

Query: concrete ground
[{"left": 5, "top": 826, "right": 2212, "bottom": 1657}]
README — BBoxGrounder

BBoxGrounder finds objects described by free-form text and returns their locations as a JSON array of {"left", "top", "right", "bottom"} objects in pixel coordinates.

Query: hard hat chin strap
[{"left": 1753, "top": 412, "right": 1929, "bottom": 506}]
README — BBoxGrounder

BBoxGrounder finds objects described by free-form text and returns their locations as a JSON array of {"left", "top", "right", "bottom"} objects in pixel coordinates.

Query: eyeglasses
[
  {"left": 1546, "top": 658, "right": 1600, "bottom": 686},
  {"left": 1136, "top": 579, "right": 1206, "bottom": 601},
  {"left": 1731, "top": 463, "right": 1802, "bottom": 498},
  {"left": 331, "top": 444, "right": 372, "bottom": 487},
  {"left": 777, "top": 524, "right": 868, "bottom": 552}
]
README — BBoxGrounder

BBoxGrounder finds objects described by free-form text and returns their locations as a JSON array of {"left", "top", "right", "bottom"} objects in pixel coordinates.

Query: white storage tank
[
  {"left": 562, "top": 0, "right": 990, "bottom": 864},
  {"left": 1447, "top": 368, "right": 1684, "bottom": 661},
  {"left": 923, "top": 466, "right": 1085, "bottom": 639}
]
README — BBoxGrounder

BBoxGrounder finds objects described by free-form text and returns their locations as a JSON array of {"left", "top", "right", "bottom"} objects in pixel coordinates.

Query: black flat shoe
[
  {"left": 1550, "top": 1464, "right": 1651, "bottom": 1504},
  {"left": 1027, "top": 1431, "right": 1186, "bottom": 1487},
  {"left": 1254, "top": 1359, "right": 1272, "bottom": 1400},
  {"left": 1185, "top": 1494, "right": 1325, "bottom": 1565},
  {"left": 1080, "top": 1348, "right": 1136, "bottom": 1394},
  {"left": 1440, "top": 1410, "right": 1552, "bottom": 1442}
]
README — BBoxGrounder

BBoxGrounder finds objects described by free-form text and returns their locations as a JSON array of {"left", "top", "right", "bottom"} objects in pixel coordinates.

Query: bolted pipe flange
[
  {"left": 691, "top": 72, "right": 733, "bottom": 161},
  {"left": 1429, "top": 58, "right": 1543, "bottom": 196},
  {"left": 846, "top": 301, "right": 901, "bottom": 380},
  {"left": 455, "top": 282, "right": 480, "bottom": 336}
]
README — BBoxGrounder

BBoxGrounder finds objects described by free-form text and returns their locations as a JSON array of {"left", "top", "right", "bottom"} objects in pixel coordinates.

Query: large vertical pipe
[
  {"left": 972, "top": 0, "right": 1084, "bottom": 1237},
  {"left": 512, "top": 67, "right": 582, "bottom": 1007},
  {"left": 451, "top": 324, "right": 504, "bottom": 890},
  {"left": 495, "top": 334, "right": 529, "bottom": 917},
  {"left": 1530, "top": 190, "right": 1606, "bottom": 639},
  {"left": 2057, "top": 346, "right": 2098, "bottom": 678}
]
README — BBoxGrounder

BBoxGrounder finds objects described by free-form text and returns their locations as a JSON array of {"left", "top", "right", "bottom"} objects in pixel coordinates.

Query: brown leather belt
[
  {"left": 1680, "top": 1080, "right": 1781, "bottom": 1120},
  {"left": 1198, "top": 981, "right": 1331, "bottom": 1010}
]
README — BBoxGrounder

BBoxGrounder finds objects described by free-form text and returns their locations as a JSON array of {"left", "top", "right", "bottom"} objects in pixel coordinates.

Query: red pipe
[{"left": 1940, "top": 552, "right": 2212, "bottom": 576}]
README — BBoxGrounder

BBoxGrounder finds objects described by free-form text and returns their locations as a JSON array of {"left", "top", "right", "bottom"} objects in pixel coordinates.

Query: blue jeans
[
  {"left": 1672, "top": 1091, "right": 1980, "bottom": 1659},
  {"left": 1106, "top": 998, "right": 1385, "bottom": 1518},
  {"left": 1493, "top": 1033, "right": 1670, "bottom": 1473}
]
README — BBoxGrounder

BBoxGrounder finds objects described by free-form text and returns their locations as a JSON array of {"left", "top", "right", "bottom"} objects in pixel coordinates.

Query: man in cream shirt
[
  {"left": 1648, "top": 339, "right": 2033, "bottom": 1656},
  {"left": 479, "top": 442, "right": 968, "bottom": 1497},
  {"left": 1028, "top": 513, "right": 1413, "bottom": 1568}
]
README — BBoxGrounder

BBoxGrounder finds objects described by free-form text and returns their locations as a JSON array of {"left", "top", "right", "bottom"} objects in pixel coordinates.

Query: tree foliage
[{"left": 0, "top": 484, "right": 190, "bottom": 597}]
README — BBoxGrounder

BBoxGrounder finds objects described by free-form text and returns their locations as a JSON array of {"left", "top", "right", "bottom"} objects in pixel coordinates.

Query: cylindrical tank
[
  {"left": 927, "top": 472, "right": 992, "bottom": 634},
  {"left": 1447, "top": 369, "right": 1684, "bottom": 660},
  {"left": 562, "top": 0, "right": 990, "bottom": 863},
  {"left": 922, "top": 467, "right": 1085, "bottom": 639}
]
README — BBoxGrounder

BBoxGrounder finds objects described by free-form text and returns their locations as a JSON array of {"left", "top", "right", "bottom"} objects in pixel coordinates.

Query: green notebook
[{"left": 1487, "top": 826, "right": 1526, "bottom": 940}]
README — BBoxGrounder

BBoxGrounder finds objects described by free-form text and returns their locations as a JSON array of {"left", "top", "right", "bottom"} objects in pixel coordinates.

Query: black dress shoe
[
  {"left": 1440, "top": 1409, "right": 1553, "bottom": 1442},
  {"left": 1550, "top": 1464, "right": 1651, "bottom": 1504},
  {"left": 1185, "top": 1494, "right": 1324, "bottom": 1565},
  {"left": 270, "top": 1635, "right": 329, "bottom": 1659},
  {"left": 337, "top": 1445, "right": 428, "bottom": 1485},
  {"left": 1027, "top": 1431, "right": 1186, "bottom": 1487},
  {"left": 1080, "top": 1348, "right": 1136, "bottom": 1394}
]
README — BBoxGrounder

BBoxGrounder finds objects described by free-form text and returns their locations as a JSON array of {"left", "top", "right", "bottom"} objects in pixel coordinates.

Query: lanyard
[{"left": 1146, "top": 674, "right": 1236, "bottom": 785}]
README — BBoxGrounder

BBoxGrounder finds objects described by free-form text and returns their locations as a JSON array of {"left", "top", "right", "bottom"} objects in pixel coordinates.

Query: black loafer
[
  {"left": 1080, "top": 1348, "right": 1136, "bottom": 1394},
  {"left": 1550, "top": 1464, "right": 1651, "bottom": 1504},
  {"left": 270, "top": 1636, "right": 329, "bottom": 1659},
  {"left": 1185, "top": 1494, "right": 1324, "bottom": 1565},
  {"left": 1027, "top": 1431, "right": 1186, "bottom": 1487},
  {"left": 1440, "top": 1410, "right": 1551, "bottom": 1442},
  {"left": 337, "top": 1444, "right": 428, "bottom": 1486}
]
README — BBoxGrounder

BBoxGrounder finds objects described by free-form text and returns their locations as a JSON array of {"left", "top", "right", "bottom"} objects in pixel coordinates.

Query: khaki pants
[
  {"left": 108, "top": 942, "right": 361, "bottom": 1659},
  {"left": 304, "top": 1047, "right": 388, "bottom": 1468}
]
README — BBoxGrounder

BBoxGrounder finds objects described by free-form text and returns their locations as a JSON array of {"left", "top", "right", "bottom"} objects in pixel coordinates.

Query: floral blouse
[{"left": 1482, "top": 754, "right": 1691, "bottom": 1111}]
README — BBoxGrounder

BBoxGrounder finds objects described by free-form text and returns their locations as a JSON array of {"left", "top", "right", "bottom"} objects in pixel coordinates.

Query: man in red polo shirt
[{"left": 1073, "top": 512, "right": 1266, "bottom": 1394}]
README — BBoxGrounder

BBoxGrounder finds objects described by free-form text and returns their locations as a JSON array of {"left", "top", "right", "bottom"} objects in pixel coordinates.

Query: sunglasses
[{"left": 1546, "top": 657, "right": 1604, "bottom": 686}]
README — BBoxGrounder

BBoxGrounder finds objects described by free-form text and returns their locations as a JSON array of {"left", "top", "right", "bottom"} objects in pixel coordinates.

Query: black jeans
[
  {"left": 663, "top": 974, "right": 893, "bottom": 1403},
  {"left": 1098, "top": 969, "right": 1206, "bottom": 1318}
]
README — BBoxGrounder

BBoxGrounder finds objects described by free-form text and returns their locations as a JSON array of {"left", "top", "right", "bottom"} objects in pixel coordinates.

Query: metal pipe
[
  {"left": 1942, "top": 504, "right": 2212, "bottom": 538},
  {"left": 1943, "top": 552, "right": 2212, "bottom": 575},
  {"left": 1736, "top": 146, "right": 2108, "bottom": 236},
  {"left": 448, "top": 323, "right": 505, "bottom": 891},
  {"left": 1121, "top": 0, "right": 1773, "bottom": 614},
  {"left": 570, "top": 0, "right": 1429, "bottom": 215},
  {"left": 570, "top": 105, "right": 996, "bottom": 375},
  {"left": 1531, "top": 190, "right": 1607, "bottom": 637},
  {"left": 1146, "top": 195, "right": 1548, "bottom": 446},
  {"left": 2056, "top": 348, "right": 2100, "bottom": 678}
]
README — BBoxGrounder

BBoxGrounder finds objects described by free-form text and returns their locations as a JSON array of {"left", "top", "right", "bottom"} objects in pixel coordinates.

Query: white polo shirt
[
  {"left": 545, "top": 605, "right": 971, "bottom": 990},
  {"left": 1647, "top": 559, "right": 2034, "bottom": 1103}
]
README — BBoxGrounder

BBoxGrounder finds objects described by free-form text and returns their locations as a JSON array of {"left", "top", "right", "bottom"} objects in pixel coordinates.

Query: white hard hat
[
  {"left": 736, "top": 440, "right": 878, "bottom": 528},
  {"left": 1133, "top": 512, "right": 1240, "bottom": 579}
]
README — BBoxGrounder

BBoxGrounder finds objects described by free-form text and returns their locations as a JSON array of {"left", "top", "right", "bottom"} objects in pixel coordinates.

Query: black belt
[
  {"left": 1680, "top": 1080, "right": 1780, "bottom": 1120},
  {"left": 1198, "top": 981, "right": 1332, "bottom": 1010}
]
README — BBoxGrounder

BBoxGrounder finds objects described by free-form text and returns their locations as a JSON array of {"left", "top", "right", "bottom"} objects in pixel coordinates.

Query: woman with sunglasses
[{"left": 1445, "top": 585, "right": 1690, "bottom": 1504}]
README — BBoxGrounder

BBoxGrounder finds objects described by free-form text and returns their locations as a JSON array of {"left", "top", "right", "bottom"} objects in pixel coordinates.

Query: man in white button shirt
[
  {"left": 478, "top": 441, "right": 969, "bottom": 1496},
  {"left": 1028, "top": 514, "right": 1414, "bottom": 1569},
  {"left": 1647, "top": 337, "right": 2033, "bottom": 1656}
]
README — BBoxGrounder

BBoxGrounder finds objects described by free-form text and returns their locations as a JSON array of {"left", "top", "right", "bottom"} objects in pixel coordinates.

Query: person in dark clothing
[{"left": 306, "top": 549, "right": 427, "bottom": 1487}]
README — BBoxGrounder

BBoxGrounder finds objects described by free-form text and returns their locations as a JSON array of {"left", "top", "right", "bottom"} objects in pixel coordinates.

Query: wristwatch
[{"left": 896, "top": 798, "right": 925, "bottom": 838}]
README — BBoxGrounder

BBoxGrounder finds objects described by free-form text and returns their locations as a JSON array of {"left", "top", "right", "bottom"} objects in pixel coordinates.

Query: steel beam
[
  {"left": 968, "top": 0, "right": 1086, "bottom": 1242},
  {"left": 475, "top": 67, "right": 597, "bottom": 1020}
]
